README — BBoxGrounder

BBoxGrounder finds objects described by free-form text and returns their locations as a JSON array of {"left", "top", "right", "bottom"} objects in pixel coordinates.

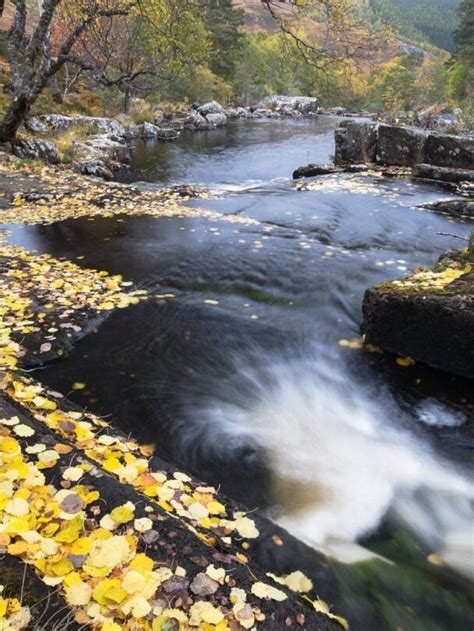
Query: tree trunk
[
  {"left": 0, "top": 95, "right": 33, "bottom": 143},
  {"left": 50, "top": 74, "right": 64, "bottom": 104},
  {"left": 123, "top": 85, "right": 131, "bottom": 114}
]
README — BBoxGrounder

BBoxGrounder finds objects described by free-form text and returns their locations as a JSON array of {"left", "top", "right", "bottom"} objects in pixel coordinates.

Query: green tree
[
  {"left": 368, "top": 55, "right": 416, "bottom": 112},
  {"left": 202, "top": 0, "right": 244, "bottom": 82},
  {"left": 446, "top": 0, "right": 474, "bottom": 106},
  {"left": 454, "top": 0, "right": 474, "bottom": 59}
]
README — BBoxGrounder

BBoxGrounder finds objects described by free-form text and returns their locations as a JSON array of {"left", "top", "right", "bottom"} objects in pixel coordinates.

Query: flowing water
[{"left": 4, "top": 117, "right": 474, "bottom": 630}]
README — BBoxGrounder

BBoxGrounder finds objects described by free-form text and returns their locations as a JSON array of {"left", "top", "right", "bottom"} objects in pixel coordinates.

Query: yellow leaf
[
  {"left": 189, "top": 601, "right": 225, "bottom": 625},
  {"left": 251, "top": 581, "right": 287, "bottom": 601},
  {"left": 72, "top": 382, "right": 86, "bottom": 390},
  {"left": 267, "top": 570, "right": 313, "bottom": 593},
  {"left": 129, "top": 553, "right": 154, "bottom": 573},
  {"left": 93, "top": 578, "right": 127, "bottom": 605},
  {"left": 65, "top": 581, "right": 92, "bottom": 606},
  {"left": 110, "top": 505, "right": 134, "bottom": 525},
  {"left": 396, "top": 356, "right": 415, "bottom": 367}
]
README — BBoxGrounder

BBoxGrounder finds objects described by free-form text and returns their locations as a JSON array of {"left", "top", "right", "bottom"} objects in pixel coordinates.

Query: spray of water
[{"left": 182, "top": 347, "right": 473, "bottom": 576}]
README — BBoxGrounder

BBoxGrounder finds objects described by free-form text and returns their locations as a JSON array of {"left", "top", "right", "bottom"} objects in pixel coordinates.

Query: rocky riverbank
[
  {"left": 334, "top": 120, "right": 474, "bottom": 185},
  {"left": 0, "top": 96, "right": 375, "bottom": 181}
]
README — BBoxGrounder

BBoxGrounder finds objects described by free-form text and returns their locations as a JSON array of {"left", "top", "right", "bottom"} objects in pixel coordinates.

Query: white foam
[{"left": 185, "top": 349, "right": 473, "bottom": 574}]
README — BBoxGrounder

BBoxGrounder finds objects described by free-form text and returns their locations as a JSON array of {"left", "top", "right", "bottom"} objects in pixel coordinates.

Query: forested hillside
[
  {"left": 0, "top": 0, "right": 471, "bottom": 127},
  {"left": 370, "top": 0, "right": 460, "bottom": 51}
]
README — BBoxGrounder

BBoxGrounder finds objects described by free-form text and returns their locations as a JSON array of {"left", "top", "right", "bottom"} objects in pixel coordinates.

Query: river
[{"left": 6, "top": 117, "right": 474, "bottom": 630}]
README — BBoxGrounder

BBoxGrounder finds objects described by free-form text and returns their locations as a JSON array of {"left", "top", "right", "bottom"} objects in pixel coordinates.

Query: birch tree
[{"left": 0, "top": 0, "right": 132, "bottom": 142}]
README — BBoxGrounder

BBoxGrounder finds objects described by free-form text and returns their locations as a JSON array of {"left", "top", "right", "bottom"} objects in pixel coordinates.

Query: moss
[{"left": 375, "top": 244, "right": 473, "bottom": 296}]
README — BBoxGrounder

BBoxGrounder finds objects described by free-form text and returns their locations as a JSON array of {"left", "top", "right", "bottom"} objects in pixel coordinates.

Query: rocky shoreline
[
  {"left": 291, "top": 120, "right": 474, "bottom": 379},
  {"left": 334, "top": 120, "right": 474, "bottom": 185},
  {"left": 0, "top": 96, "right": 375, "bottom": 181}
]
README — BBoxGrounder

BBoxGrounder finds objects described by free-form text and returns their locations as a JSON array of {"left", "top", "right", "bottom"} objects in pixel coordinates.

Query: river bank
[
  {"left": 1, "top": 117, "right": 473, "bottom": 631},
  {"left": 0, "top": 158, "right": 347, "bottom": 630}
]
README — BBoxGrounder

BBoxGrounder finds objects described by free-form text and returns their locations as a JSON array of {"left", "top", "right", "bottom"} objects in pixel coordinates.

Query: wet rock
[
  {"left": 12, "top": 138, "right": 59, "bottom": 164},
  {"left": 418, "top": 199, "right": 474, "bottom": 219},
  {"left": 362, "top": 246, "right": 474, "bottom": 379},
  {"left": 73, "top": 134, "right": 130, "bottom": 180},
  {"left": 125, "top": 122, "right": 180, "bottom": 140},
  {"left": 376, "top": 124, "right": 426, "bottom": 167},
  {"left": 334, "top": 120, "right": 378, "bottom": 165},
  {"left": 206, "top": 111, "right": 227, "bottom": 127},
  {"left": 156, "top": 127, "right": 181, "bottom": 140},
  {"left": 169, "top": 119, "right": 186, "bottom": 131},
  {"left": 226, "top": 106, "right": 250, "bottom": 119},
  {"left": 412, "top": 163, "right": 474, "bottom": 184},
  {"left": 185, "top": 110, "right": 211, "bottom": 130},
  {"left": 293, "top": 164, "right": 339, "bottom": 179},
  {"left": 197, "top": 102, "right": 228, "bottom": 128},
  {"left": 185, "top": 102, "right": 228, "bottom": 130},
  {"left": 424, "top": 133, "right": 474, "bottom": 170}
]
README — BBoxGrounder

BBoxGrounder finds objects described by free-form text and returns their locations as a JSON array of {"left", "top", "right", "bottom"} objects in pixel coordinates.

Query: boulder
[
  {"left": 156, "top": 127, "right": 180, "bottom": 140},
  {"left": 26, "top": 115, "right": 126, "bottom": 137},
  {"left": 376, "top": 124, "right": 426, "bottom": 167},
  {"left": 205, "top": 112, "right": 227, "bottom": 128},
  {"left": 226, "top": 107, "right": 250, "bottom": 119},
  {"left": 169, "top": 119, "right": 186, "bottom": 131},
  {"left": 184, "top": 110, "right": 210, "bottom": 130},
  {"left": 418, "top": 199, "right": 474, "bottom": 219},
  {"left": 418, "top": 106, "right": 463, "bottom": 133},
  {"left": 12, "top": 138, "right": 59, "bottom": 164},
  {"left": 412, "top": 163, "right": 474, "bottom": 184},
  {"left": 255, "top": 95, "right": 320, "bottom": 115},
  {"left": 78, "top": 159, "right": 114, "bottom": 180},
  {"left": 73, "top": 133, "right": 130, "bottom": 180},
  {"left": 362, "top": 248, "right": 474, "bottom": 379},
  {"left": 334, "top": 120, "right": 378, "bottom": 165},
  {"left": 424, "top": 133, "right": 474, "bottom": 170},
  {"left": 293, "top": 164, "right": 339, "bottom": 179},
  {"left": 185, "top": 105, "right": 228, "bottom": 130},
  {"left": 124, "top": 122, "right": 158, "bottom": 139},
  {"left": 84, "top": 134, "right": 130, "bottom": 162},
  {"left": 197, "top": 101, "right": 226, "bottom": 116},
  {"left": 124, "top": 122, "right": 180, "bottom": 140},
  {"left": 139, "top": 121, "right": 161, "bottom": 138}
]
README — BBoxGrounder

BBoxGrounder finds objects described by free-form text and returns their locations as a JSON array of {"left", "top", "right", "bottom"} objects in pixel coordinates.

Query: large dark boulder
[
  {"left": 362, "top": 253, "right": 474, "bottom": 379},
  {"left": 376, "top": 124, "right": 426, "bottom": 167},
  {"left": 412, "top": 163, "right": 474, "bottom": 184},
  {"left": 418, "top": 198, "right": 474, "bottom": 219},
  {"left": 424, "top": 133, "right": 474, "bottom": 170},
  {"left": 334, "top": 120, "right": 378, "bottom": 164},
  {"left": 293, "top": 164, "right": 339, "bottom": 179}
]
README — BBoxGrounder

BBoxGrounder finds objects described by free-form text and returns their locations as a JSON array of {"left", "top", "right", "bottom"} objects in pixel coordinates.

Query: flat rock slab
[
  {"left": 362, "top": 252, "right": 474, "bottom": 379},
  {"left": 413, "top": 163, "right": 474, "bottom": 184},
  {"left": 418, "top": 198, "right": 474, "bottom": 219}
]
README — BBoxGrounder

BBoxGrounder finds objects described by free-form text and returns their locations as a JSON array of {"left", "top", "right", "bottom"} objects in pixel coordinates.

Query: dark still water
[
  {"left": 125, "top": 116, "right": 339, "bottom": 185},
  {"left": 5, "top": 118, "right": 474, "bottom": 630}
]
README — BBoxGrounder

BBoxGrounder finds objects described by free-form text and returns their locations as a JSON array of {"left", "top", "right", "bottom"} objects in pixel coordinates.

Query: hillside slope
[
  {"left": 370, "top": 0, "right": 459, "bottom": 51},
  {"left": 234, "top": 0, "right": 459, "bottom": 52}
]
